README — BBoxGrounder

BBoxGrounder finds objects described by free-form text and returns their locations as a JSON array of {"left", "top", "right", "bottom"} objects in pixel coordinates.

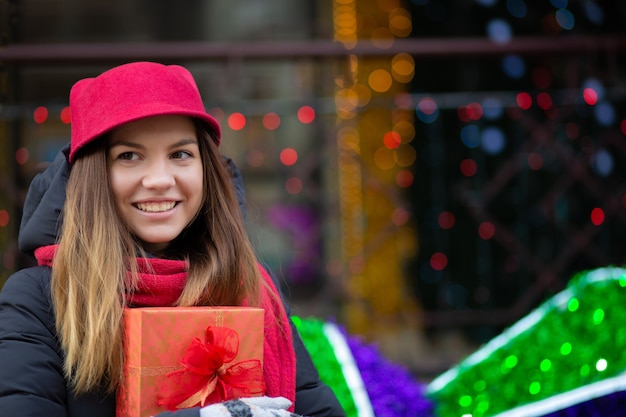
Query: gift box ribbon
[{"left": 158, "top": 326, "right": 265, "bottom": 410}]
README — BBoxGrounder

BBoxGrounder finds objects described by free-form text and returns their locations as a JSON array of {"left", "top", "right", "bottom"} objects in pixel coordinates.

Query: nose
[{"left": 141, "top": 159, "right": 175, "bottom": 190}]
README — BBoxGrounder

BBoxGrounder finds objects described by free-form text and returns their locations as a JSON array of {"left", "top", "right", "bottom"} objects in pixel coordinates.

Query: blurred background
[{"left": 1, "top": 0, "right": 625, "bottom": 382}]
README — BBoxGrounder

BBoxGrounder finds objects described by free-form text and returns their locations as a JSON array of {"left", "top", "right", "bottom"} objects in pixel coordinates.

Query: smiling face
[{"left": 107, "top": 115, "right": 204, "bottom": 254}]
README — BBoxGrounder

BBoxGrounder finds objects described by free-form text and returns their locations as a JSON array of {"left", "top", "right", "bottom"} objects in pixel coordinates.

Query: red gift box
[{"left": 116, "top": 307, "right": 265, "bottom": 417}]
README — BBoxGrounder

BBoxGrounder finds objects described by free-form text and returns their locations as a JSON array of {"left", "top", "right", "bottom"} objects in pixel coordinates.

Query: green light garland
[
  {"left": 292, "top": 316, "right": 360, "bottom": 417},
  {"left": 426, "top": 267, "right": 626, "bottom": 417}
]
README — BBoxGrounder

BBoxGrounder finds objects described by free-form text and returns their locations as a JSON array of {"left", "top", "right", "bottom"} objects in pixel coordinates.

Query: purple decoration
[
  {"left": 338, "top": 324, "right": 434, "bottom": 417},
  {"left": 267, "top": 204, "right": 321, "bottom": 284}
]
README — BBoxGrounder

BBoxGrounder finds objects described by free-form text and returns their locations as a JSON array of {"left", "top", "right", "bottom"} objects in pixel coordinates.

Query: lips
[{"left": 135, "top": 201, "right": 177, "bottom": 212}]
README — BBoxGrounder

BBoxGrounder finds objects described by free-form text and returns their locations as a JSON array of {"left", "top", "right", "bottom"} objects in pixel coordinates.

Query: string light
[
  {"left": 427, "top": 267, "right": 626, "bottom": 417},
  {"left": 262, "top": 112, "right": 281, "bottom": 130},
  {"left": 279, "top": 148, "right": 298, "bottom": 166},
  {"left": 516, "top": 92, "right": 533, "bottom": 110},
  {"left": 33, "top": 106, "right": 48, "bottom": 124},
  {"left": 0, "top": 210, "right": 9, "bottom": 227},
  {"left": 590, "top": 208, "right": 605, "bottom": 226},
  {"left": 227, "top": 112, "right": 246, "bottom": 130},
  {"left": 15, "top": 148, "right": 29, "bottom": 165},
  {"left": 60, "top": 106, "right": 71, "bottom": 124},
  {"left": 583, "top": 88, "right": 598, "bottom": 105}
]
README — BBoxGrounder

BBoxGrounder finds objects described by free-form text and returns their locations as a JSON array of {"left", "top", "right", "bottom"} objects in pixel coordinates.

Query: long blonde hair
[{"left": 51, "top": 122, "right": 263, "bottom": 394}]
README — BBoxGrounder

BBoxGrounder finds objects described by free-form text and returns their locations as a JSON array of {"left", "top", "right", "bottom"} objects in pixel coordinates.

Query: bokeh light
[
  {"left": 532, "top": 67, "right": 552, "bottom": 89},
  {"left": 461, "top": 125, "right": 481, "bottom": 149},
  {"left": 430, "top": 252, "right": 448, "bottom": 271},
  {"left": 393, "top": 120, "right": 416, "bottom": 143},
  {"left": 479, "top": 221, "right": 496, "bottom": 240},
  {"left": 487, "top": 19, "right": 513, "bottom": 44},
  {"left": 528, "top": 153, "right": 543, "bottom": 170},
  {"left": 396, "top": 170, "right": 414, "bottom": 188},
  {"left": 550, "top": 0, "right": 568, "bottom": 8},
  {"left": 507, "top": 0, "right": 527, "bottom": 18},
  {"left": 207, "top": 107, "right": 225, "bottom": 123},
  {"left": 60, "top": 106, "right": 71, "bottom": 124},
  {"left": 371, "top": 27, "right": 394, "bottom": 49},
  {"left": 297, "top": 106, "right": 316, "bottom": 124},
  {"left": 262, "top": 112, "right": 281, "bottom": 130},
  {"left": 583, "top": 1, "right": 604, "bottom": 24},
  {"left": 391, "top": 53, "right": 415, "bottom": 83},
  {"left": 227, "top": 112, "right": 246, "bottom": 130},
  {"left": 353, "top": 83, "right": 372, "bottom": 107},
  {"left": 0, "top": 210, "right": 9, "bottom": 227},
  {"left": 384, "top": 131, "right": 402, "bottom": 149},
  {"left": 502, "top": 55, "right": 526, "bottom": 79},
  {"left": 246, "top": 149, "right": 265, "bottom": 168},
  {"left": 285, "top": 177, "right": 303, "bottom": 195},
  {"left": 374, "top": 147, "right": 395, "bottom": 170},
  {"left": 15, "top": 147, "right": 29, "bottom": 165},
  {"left": 335, "top": 88, "right": 359, "bottom": 113},
  {"left": 438, "top": 211, "right": 456, "bottom": 229},
  {"left": 460, "top": 159, "right": 478, "bottom": 176},
  {"left": 583, "top": 78, "right": 605, "bottom": 100},
  {"left": 555, "top": 8, "right": 575, "bottom": 30},
  {"left": 583, "top": 88, "right": 598, "bottom": 105},
  {"left": 481, "top": 127, "right": 506, "bottom": 155},
  {"left": 482, "top": 98, "right": 504, "bottom": 120},
  {"left": 280, "top": 148, "right": 298, "bottom": 166},
  {"left": 391, "top": 207, "right": 410, "bottom": 226},
  {"left": 594, "top": 102, "right": 616, "bottom": 126},
  {"left": 395, "top": 145, "right": 417, "bottom": 167},
  {"left": 590, "top": 207, "right": 605, "bottom": 226},
  {"left": 389, "top": 8, "right": 412, "bottom": 37},
  {"left": 394, "top": 92, "right": 413, "bottom": 109},
  {"left": 537, "top": 92, "right": 553, "bottom": 110},
  {"left": 33, "top": 106, "right": 48, "bottom": 124},
  {"left": 566, "top": 122, "right": 580, "bottom": 140},
  {"left": 368, "top": 69, "right": 393, "bottom": 93},
  {"left": 591, "top": 149, "right": 614, "bottom": 177},
  {"left": 416, "top": 97, "right": 439, "bottom": 123},
  {"left": 516, "top": 92, "right": 533, "bottom": 109}
]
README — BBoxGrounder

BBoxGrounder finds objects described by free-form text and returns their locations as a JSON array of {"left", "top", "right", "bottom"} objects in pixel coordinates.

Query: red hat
[{"left": 68, "top": 61, "right": 221, "bottom": 163}]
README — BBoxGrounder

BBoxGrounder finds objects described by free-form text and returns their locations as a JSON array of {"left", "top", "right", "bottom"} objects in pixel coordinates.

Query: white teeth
[{"left": 136, "top": 202, "right": 176, "bottom": 212}]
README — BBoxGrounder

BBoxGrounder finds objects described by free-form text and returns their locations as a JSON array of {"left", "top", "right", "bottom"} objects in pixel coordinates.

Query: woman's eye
[
  {"left": 172, "top": 150, "right": 193, "bottom": 160},
  {"left": 118, "top": 152, "right": 138, "bottom": 161}
]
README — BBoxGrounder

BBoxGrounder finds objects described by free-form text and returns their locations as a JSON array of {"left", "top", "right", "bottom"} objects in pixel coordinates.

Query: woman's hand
[{"left": 199, "top": 396, "right": 301, "bottom": 417}]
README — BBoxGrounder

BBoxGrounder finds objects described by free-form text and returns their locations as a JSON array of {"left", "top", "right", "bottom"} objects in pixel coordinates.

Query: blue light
[
  {"left": 461, "top": 125, "right": 481, "bottom": 149},
  {"left": 556, "top": 9, "right": 575, "bottom": 30},
  {"left": 507, "top": 0, "right": 527, "bottom": 18},
  {"left": 416, "top": 103, "right": 440, "bottom": 124},
  {"left": 594, "top": 102, "right": 616, "bottom": 127},
  {"left": 583, "top": 0, "right": 604, "bottom": 25},
  {"left": 591, "top": 149, "right": 614, "bottom": 177},
  {"left": 550, "top": 0, "right": 568, "bottom": 8},
  {"left": 487, "top": 19, "right": 513, "bottom": 44},
  {"left": 481, "top": 127, "right": 506, "bottom": 155},
  {"left": 482, "top": 97, "right": 504, "bottom": 120},
  {"left": 502, "top": 54, "right": 526, "bottom": 79}
]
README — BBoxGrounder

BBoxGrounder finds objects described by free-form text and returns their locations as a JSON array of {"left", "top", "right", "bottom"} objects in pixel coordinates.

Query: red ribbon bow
[{"left": 158, "top": 326, "right": 265, "bottom": 410}]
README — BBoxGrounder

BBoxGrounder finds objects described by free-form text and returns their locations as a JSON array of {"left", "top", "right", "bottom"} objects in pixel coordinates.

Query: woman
[{"left": 0, "top": 62, "right": 344, "bottom": 417}]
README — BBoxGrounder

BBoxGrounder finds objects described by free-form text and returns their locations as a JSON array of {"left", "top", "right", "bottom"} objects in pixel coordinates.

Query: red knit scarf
[{"left": 34, "top": 244, "right": 296, "bottom": 409}]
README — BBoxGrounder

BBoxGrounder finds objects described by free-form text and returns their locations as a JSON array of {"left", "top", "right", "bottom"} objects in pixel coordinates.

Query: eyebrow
[{"left": 109, "top": 138, "right": 198, "bottom": 150}]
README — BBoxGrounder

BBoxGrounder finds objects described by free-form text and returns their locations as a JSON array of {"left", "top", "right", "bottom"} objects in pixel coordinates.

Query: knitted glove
[{"left": 199, "top": 396, "right": 301, "bottom": 417}]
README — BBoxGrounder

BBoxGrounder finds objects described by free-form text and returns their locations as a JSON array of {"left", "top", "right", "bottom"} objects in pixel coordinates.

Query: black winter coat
[{"left": 0, "top": 145, "right": 345, "bottom": 417}]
